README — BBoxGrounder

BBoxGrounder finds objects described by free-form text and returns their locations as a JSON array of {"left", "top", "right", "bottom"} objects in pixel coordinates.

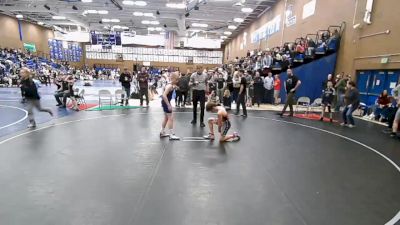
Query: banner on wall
[
  {"left": 251, "top": 15, "right": 281, "bottom": 44},
  {"left": 285, "top": 4, "right": 296, "bottom": 27},
  {"left": 23, "top": 43, "right": 36, "bottom": 53},
  {"left": 303, "top": 0, "right": 316, "bottom": 19}
]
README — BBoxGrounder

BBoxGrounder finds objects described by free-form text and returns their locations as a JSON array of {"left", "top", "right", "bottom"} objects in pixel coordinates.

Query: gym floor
[{"left": 0, "top": 85, "right": 400, "bottom": 225}]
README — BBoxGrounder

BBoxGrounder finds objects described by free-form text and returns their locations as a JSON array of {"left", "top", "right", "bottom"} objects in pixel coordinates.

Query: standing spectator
[
  {"left": 341, "top": 81, "right": 360, "bottom": 128},
  {"left": 263, "top": 72, "right": 274, "bottom": 104},
  {"left": 119, "top": 67, "right": 132, "bottom": 106},
  {"left": 20, "top": 68, "right": 53, "bottom": 128},
  {"left": 215, "top": 73, "right": 225, "bottom": 103},
  {"left": 189, "top": 66, "right": 208, "bottom": 127},
  {"left": 232, "top": 71, "right": 241, "bottom": 103},
  {"left": 320, "top": 81, "right": 336, "bottom": 122},
  {"left": 253, "top": 71, "right": 264, "bottom": 107},
  {"left": 236, "top": 70, "right": 247, "bottom": 117},
  {"left": 138, "top": 67, "right": 150, "bottom": 107},
  {"left": 177, "top": 73, "right": 189, "bottom": 107},
  {"left": 323, "top": 74, "right": 336, "bottom": 89},
  {"left": 274, "top": 74, "right": 281, "bottom": 105},
  {"left": 226, "top": 72, "right": 234, "bottom": 104},
  {"left": 334, "top": 74, "right": 347, "bottom": 111},
  {"left": 279, "top": 69, "right": 301, "bottom": 117}
]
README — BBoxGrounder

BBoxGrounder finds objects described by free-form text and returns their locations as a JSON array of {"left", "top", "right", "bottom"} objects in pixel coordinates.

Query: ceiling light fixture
[
  {"left": 16, "top": 14, "right": 23, "bottom": 19},
  {"left": 122, "top": 0, "right": 134, "bottom": 5},
  {"left": 110, "top": 19, "right": 120, "bottom": 22},
  {"left": 98, "top": 10, "right": 109, "bottom": 14},
  {"left": 52, "top": 16, "right": 66, "bottom": 20},
  {"left": 133, "top": 12, "right": 144, "bottom": 16},
  {"left": 148, "top": 27, "right": 155, "bottom": 31},
  {"left": 38, "top": 21, "right": 44, "bottom": 25},
  {"left": 233, "top": 18, "right": 244, "bottom": 23},
  {"left": 221, "top": 35, "right": 228, "bottom": 39},
  {"left": 192, "top": 23, "right": 208, "bottom": 28},
  {"left": 134, "top": 1, "right": 147, "bottom": 6},
  {"left": 86, "top": 9, "right": 98, "bottom": 14},
  {"left": 160, "top": 32, "right": 166, "bottom": 35},
  {"left": 228, "top": 25, "right": 237, "bottom": 30},
  {"left": 143, "top": 12, "right": 154, "bottom": 17},
  {"left": 150, "top": 21, "right": 160, "bottom": 25},
  {"left": 142, "top": 20, "right": 150, "bottom": 24},
  {"left": 81, "top": 0, "right": 93, "bottom": 2},
  {"left": 224, "top": 31, "right": 232, "bottom": 35},
  {"left": 102, "top": 18, "right": 111, "bottom": 22},
  {"left": 166, "top": 3, "right": 186, "bottom": 9},
  {"left": 155, "top": 27, "right": 163, "bottom": 31},
  {"left": 241, "top": 7, "right": 253, "bottom": 13}
]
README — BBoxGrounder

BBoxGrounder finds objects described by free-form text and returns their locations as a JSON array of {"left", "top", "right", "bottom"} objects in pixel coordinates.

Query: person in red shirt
[{"left": 273, "top": 74, "right": 281, "bottom": 105}]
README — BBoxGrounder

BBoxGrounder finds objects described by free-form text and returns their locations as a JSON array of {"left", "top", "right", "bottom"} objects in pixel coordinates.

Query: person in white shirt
[{"left": 263, "top": 72, "right": 274, "bottom": 104}]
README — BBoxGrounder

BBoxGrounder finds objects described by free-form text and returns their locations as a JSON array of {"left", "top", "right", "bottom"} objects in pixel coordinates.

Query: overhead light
[
  {"left": 38, "top": 21, "right": 44, "bottom": 25},
  {"left": 241, "top": 7, "right": 253, "bottom": 13},
  {"left": 142, "top": 20, "right": 150, "bottom": 24},
  {"left": 113, "top": 25, "right": 122, "bottom": 29},
  {"left": 192, "top": 23, "right": 208, "bottom": 28},
  {"left": 148, "top": 27, "right": 155, "bottom": 31},
  {"left": 160, "top": 32, "right": 166, "bottom": 35},
  {"left": 98, "top": 10, "right": 109, "bottom": 14},
  {"left": 143, "top": 12, "right": 154, "bottom": 17},
  {"left": 44, "top": 4, "right": 51, "bottom": 10},
  {"left": 52, "top": 16, "right": 66, "bottom": 20},
  {"left": 150, "top": 21, "right": 159, "bottom": 25},
  {"left": 111, "top": 19, "right": 120, "bottom": 22},
  {"left": 121, "top": 26, "right": 129, "bottom": 30},
  {"left": 155, "top": 27, "right": 163, "bottom": 31},
  {"left": 133, "top": 12, "right": 144, "bottom": 16},
  {"left": 102, "top": 19, "right": 111, "bottom": 22},
  {"left": 228, "top": 25, "right": 237, "bottom": 30},
  {"left": 221, "top": 35, "right": 228, "bottom": 39},
  {"left": 233, "top": 18, "right": 244, "bottom": 23},
  {"left": 224, "top": 31, "right": 232, "bottom": 35},
  {"left": 16, "top": 14, "right": 23, "bottom": 19},
  {"left": 81, "top": 0, "right": 93, "bottom": 2},
  {"left": 166, "top": 3, "right": 186, "bottom": 9},
  {"left": 134, "top": 1, "right": 147, "bottom": 6},
  {"left": 86, "top": 10, "right": 98, "bottom": 14},
  {"left": 122, "top": 0, "right": 134, "bottom": 5}
]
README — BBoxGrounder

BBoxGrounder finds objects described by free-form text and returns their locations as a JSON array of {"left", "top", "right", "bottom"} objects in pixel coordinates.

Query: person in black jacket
[
  {"left": 119, "top": 67, "right": 132, "bottom": 106},
  {"left": 20, "top": 68, "right": 53, "bottom": 128},
  {"left": 341, "top": 81, "right": 360, "bottom": 128},
  {"left": 177, "top": 73, "right": 189, "bottom": 107},
  {"left": 253, "top": 71, "right": 264, "bottom": 107}
]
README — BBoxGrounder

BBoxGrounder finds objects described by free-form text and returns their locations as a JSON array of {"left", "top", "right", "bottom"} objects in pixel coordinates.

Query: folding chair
[
  {"left": 115, "top": 89, "right": 124, "bottom": 106},
  {"left": 296, "top": 97, "right": 311, "bottom": 114},
  {"left": 75, "top": 89, "right": 87, "bottom": 109},
  {"left": 98, "top": 89, "right": 112, "bottom": 110},
  {"left": 309, "top": 98, "right": 322, "bottom": 113}
]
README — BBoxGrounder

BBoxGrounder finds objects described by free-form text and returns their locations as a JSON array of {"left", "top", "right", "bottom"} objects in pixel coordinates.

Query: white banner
[
  {"left": 303, "top": 0, "right": 316, "bottom": 19},
  {"left": 251, "top": 15, "right": 281, "bottom": 43}
]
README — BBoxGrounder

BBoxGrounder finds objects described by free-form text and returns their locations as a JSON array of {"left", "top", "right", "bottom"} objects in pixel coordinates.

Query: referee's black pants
[{"left": 192, "top": 90, "right": 205, "bottom": 123}]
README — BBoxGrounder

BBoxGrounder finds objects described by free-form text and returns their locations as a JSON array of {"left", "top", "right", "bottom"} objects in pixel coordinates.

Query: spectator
[
  {"left": 320, "top": 81, "right": 335, "bottom": 122},
  {"left": 232, "top": 71, "right": 241, "bottom": 103},
  {"left": 323, "top": 74, "right": 336, "bottom": 89},
  {"left": 62, "top": 75, "right": 79, "bottom": 111},
  {"left": 119, "top": 67, "right": 132, "bottom": 106},
  {"left": 54, "top": 74, "right": 68, "bottom": 107},
  {"left": 371, "top": 90, "right": 391, "bottom": 121},
  {"left": 335, "top": 74, "right": 347, "bottom": 111},
  {"left": 279, "top": 69, "right": 301, "bottom": 117},
  {"left": 341, "top": 81, "right": 360, "bottom": 128},
  {"left": 223, "top": 89, "right": 232, "bottom": 110},
  {"left": 274, "top": 74, "right": 281, "bottom": 105},
  {"left": 208, "top": 90, "right": 220, "bottom": 104},
  {"left": 253, "top": 71, "right": 264, "bottom": 107},
  {"left": 263, "top": 72, "right": 274, "bottom": 104},
  {"left": 138, "top": 67, "right": 150, "bottom": 107},
  {"left": 262, "top": 52, "right": 273, "bottom": 69},
  {"left": 177, "top": 73, "right": 189, "bottom": 107},
  {"left": 215, "top": 73, "right": 225, "bottom": 103}
]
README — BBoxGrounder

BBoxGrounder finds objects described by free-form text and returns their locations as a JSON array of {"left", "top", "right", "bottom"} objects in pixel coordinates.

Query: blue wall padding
[{"left": 279, "top": 53, "right": 337, "bottom": 103}]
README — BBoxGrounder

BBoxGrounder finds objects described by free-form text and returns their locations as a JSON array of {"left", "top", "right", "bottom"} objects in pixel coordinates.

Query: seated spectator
[
  {"left": 371, "top": 90, "right": 391, "bottom": 121},
  {"left": 306, "top": 37, "right": 316, "bottom": 57},
  {"left": 223, "top": 89, "right": 232, "bottom": 110},
  {"left": 296, "top": 42, "right": 305, "bottom": 54},
  {"left": 62, "top": 75, "right": 79, "bottom": 111},
  {"left": 54, "top": 75, "right": 68, "bottom": 107}
]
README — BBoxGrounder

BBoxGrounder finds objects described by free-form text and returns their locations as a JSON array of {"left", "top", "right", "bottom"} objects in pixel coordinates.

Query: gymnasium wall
[
  {"left": 0, "top": 14, "right": 54, "bottom": 56},
  {"left": 224, "top": 0, "right": 400, "bottom": 77}
]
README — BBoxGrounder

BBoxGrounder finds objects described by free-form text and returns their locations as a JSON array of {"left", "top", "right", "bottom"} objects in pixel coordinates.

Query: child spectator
[{"left": 320, "top": 81, "right": 335, "bottom": 122}]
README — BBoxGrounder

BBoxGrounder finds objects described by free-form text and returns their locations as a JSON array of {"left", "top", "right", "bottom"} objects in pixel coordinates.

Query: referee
[{"left": 190, "top": 66, "right": 208, "bottom": 127}]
